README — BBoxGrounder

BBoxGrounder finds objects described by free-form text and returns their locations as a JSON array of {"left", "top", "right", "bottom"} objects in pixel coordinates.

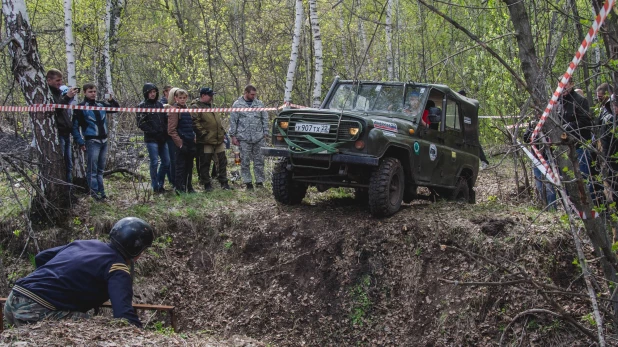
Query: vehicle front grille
[{"left": 286, "top": 113, "right": 340, "bottom": 151}]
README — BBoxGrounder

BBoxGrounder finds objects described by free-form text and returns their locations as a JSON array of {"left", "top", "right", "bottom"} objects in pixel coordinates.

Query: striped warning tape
[
  {"left": 0, "top": 104, "right": 283, "bottom": 113},
  {"left": 517, "top": 140, "right": 600, "bottom": 219},
  {"left": 529, "top": 0, "right": 615, "bottom": 188}
]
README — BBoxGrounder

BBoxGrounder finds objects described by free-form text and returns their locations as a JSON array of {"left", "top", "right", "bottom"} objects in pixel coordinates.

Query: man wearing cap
[
  {"left": 191, "top": 87, "right": 232, "bottom": 191},
  {"left": 229, "top": 85, "right": 270, "bottom": 190}
]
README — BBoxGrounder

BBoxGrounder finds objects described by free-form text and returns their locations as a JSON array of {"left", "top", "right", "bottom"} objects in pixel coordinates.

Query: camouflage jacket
[{"left": 229, "top": 96, "right": 269, "bottom": 143}]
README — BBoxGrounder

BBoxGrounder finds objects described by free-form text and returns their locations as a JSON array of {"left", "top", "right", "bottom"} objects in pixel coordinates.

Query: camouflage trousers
[
  {"left": 4, "top": 291, "right": 90, "bottom": 327},
  {"left": 239, "top": 139, "right": 265, "bottom": 184}
]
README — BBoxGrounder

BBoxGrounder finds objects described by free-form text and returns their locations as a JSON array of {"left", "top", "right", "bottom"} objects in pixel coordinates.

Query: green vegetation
[{"left": 350, "top": 274, "right": 372, "bottom": 326}]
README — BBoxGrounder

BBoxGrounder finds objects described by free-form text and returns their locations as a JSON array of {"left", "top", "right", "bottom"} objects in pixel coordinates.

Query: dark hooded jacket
[
  {"left": 558, "top": 90, "right": 592, "bottom": 145},
  {"left": 136, "top": 83, "right": 168, "bottom": 143},
  {"left": 50, "top": 85, "right": 73, "bottom": 136}
]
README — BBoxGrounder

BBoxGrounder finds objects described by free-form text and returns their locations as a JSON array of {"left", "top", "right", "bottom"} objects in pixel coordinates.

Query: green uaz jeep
[{"left": 261, "top": 78, "right": 480, "bottom": 217}]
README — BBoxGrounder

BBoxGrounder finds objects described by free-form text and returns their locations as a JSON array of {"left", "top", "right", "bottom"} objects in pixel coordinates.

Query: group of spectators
[
  {"left": 46, "top": 69, "right": 271, "bottom": 200},
  {"left": 524, "top": 79, "right": 618, "bottom": 210}
]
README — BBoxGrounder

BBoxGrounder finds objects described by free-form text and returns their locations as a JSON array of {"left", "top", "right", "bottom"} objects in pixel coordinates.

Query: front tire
[
  {"left": 369, "top": 158, "right": 404, "bottom": 217},
  {"left": 272, "top": 159, "right": 307, "bottom": 205}
]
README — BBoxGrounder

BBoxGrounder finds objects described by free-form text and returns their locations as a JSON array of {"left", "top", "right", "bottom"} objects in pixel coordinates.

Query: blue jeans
[
  {"left": 166, "top": 138, "right": 176, "bottom": 188},
  {"left": 146, "top": 141, "right": 171, "bottom": 191},
  {"left": 58, "top": 135, "right": 73, "bottom": 182},
  {"left": 86, "top": 140, "right": 108, "bottom": 197},
  {"left": 533, "top": 167, "right": 556, "bottom": 211},
  {"left": 576, "top": 148, "right": 596, "bottom": 202}
]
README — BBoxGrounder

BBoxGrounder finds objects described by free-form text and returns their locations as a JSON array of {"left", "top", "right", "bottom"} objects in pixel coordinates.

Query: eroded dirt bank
[{"left": 0, "top": 175, "right": 590, "bottom": 346}]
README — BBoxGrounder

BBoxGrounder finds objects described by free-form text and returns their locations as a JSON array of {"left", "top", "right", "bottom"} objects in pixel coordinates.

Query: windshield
[
  {"left": 326, "top": 83, "right": 428, "bottom": 123},
  {"left": 326, "top": 84, "right": 406, "bottom": 113}
]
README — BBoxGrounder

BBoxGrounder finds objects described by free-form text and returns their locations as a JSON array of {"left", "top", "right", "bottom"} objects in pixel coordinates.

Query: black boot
[{"left": 246, "top": 183, "right": 254, "bottom": 190}]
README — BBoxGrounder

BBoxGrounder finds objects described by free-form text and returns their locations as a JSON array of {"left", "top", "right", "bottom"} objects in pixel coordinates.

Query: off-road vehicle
[{"left": 262, "top": 78, "right": 480, "bottom": 217}]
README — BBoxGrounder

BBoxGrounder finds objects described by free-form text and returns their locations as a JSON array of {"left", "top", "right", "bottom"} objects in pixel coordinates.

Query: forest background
[{"left": 4, "top": 0, "right": 614, "bottom": 125}]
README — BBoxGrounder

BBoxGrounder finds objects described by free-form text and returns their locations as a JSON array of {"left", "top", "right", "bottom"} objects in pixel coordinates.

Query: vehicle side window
[{"left": 445, "top": 99, "right": 461, "bottom": 130}]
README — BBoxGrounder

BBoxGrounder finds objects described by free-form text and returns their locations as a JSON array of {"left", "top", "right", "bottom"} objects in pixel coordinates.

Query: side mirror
[{"left": 428, "top": 107, "right": 442, "bottom": 123}]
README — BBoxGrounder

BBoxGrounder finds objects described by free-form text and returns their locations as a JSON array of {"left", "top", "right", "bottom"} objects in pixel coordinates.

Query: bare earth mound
[{"left": 0, "top": 169, "right": 594, "bottom": 345}]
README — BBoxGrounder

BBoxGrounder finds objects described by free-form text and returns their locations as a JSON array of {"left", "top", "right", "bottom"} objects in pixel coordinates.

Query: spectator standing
[
  {"left": 557, "top": 79, "right": 594, "bottom": 198},
  {"left": 163, "top": 87, "right": 179, "bottom": 188},
  {"left": 229, "top": 85, "right": 270, "bottom": 190},
  {"left": 191, "top": 87, "right": 232, "bottom": 191},
  {"left": 160, "top": 85, "right": 172, "bottom": 105},
  {"left": 46, "top": 69, "right": 78, "bottom": 182},
  {"left": 524, "top": 118, "right": 557, "bottom": 210},
  {"left": 4, "top": 217, "right": 154, "bottom": 328},
  {"left": 136, "top": 83, "right": 170, "bottom": 194},
  {"left": 168, "top": 89, "right": 197, "bottom": 194},
  {"left": 71, "top": 83, "right": 119, "bottom": 201}
]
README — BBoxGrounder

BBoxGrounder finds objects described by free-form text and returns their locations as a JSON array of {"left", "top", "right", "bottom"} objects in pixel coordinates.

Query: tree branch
[{"left": 415, "top": 0, "right": 529, "bottom": 93}]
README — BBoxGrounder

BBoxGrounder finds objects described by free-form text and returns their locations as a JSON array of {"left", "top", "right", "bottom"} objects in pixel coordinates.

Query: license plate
[{"left": 295, "top": 123, "right": 331, "bottom": 134}]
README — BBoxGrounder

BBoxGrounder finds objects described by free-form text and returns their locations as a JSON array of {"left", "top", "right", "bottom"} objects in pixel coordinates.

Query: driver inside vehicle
[{"left": 403, "top": 91, "right": 430, "bottom": 127}]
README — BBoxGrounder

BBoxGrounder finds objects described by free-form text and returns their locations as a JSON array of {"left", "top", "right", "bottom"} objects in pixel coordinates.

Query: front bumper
[{"left": 261, "top": 147, "right": 379, "bottom": 166}]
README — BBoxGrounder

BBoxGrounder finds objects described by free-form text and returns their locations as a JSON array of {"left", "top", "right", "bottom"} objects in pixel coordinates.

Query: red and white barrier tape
[
  {"left": 0, "top": 104, "right": 283, "bottom": 113},
  {"left": 529, "top": 0, "right": 615, "bottom": 186}
]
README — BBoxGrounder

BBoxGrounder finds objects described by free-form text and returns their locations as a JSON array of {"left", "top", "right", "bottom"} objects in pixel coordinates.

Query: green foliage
[
  {"left": 224, "top": 241, "right": 234, "bottom": 250},
  {"left": 580, "top": 313, "right": 596, "bottom": 327},
  {"left": 12, "top": 229, "right": 21, "bottom": 238},
  {"left": 28, "top": 254, "right": 36, "bottom": 268},
  {"left": 350, "top": 274, "right": 372, "bottom": 326},
  {"left": 151, "top": 321, "right": 175, "bottom": 335}
]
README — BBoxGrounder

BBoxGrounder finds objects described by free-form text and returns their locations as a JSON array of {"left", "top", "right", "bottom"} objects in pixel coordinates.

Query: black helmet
[{"left": 109, "top": 217, "right": 154, "bottom": 259}]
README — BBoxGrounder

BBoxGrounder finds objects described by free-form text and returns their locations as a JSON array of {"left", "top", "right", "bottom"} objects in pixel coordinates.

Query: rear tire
[
  {"left": 368, "top": 158, "right": 404, "bottom": 217},
  {"left": 450, "top": 177, "right": 470, "bottom": 203},
  {"left": 272, "top": 159, "right": 307, "bottom": 205}
]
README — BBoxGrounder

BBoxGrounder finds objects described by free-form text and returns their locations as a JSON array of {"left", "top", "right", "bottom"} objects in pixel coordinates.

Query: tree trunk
[
  {"left": 2, "top": 0, "right": 69, "bottom": 217},
  {"left": 309, "top": 0, "right": 323, "bottom": 108},
  {"left": 284, "top": 0, "right": 303, "bottom": 103},
  {"left": 385, "top": 0, "right": 394, "bottom": 80}
]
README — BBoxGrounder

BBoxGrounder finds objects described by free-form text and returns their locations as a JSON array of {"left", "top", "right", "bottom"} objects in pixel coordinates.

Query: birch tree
[
  {"left": 102, "top": 0, "right": 124, "bottom": 164},
  {"left": 2, "top": 0, "right": 69, "bottom": 212},
  {"left": 309, "top": 0, "right": 323, "bottom": 107},
  {"left": 63, "top": 0, "right": 86, "bottom": 183},
  {"left": 284, "top": 0, "right": 303, "bottom": 103},
  {"left": 385, "top": 0, "right": 394, "bottom": 80}
]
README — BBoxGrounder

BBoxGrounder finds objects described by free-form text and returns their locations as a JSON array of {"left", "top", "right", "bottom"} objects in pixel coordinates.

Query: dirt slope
[{"left": 0, "top": 169, "right": 593, "bottom": 346}]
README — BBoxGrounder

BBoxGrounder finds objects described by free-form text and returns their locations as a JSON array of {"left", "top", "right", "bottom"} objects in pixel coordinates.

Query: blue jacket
[
  {"left": 13, "top": 240, "right": 141, "bottom": 327},
  {"left": 72, "top": 98, "right": 119, "bottom": 145}
]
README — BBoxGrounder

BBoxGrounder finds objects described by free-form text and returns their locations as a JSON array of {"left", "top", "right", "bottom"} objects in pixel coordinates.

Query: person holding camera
[
  {"left": 71, "top": 83, "right": 119, "bottom": 201},
  {"left": 46, "top": 69, "right": 79, "bottom": 183}
]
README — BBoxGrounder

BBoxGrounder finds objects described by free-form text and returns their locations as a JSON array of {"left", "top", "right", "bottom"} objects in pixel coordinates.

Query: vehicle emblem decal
[
  {"left": 373, "top": 119, "right": 398, "bottom": 133},
  {"left": 382, "top": 130, "right": 396, "bottom": 137},
  {"left": 464, "top": 117, "right": 472, "bottom": 124},
  {"left": 429, "top": 144, "right": 438, "bottom": 161},
  {"left": 414, "top": 142, "right": 420, "bottom": 155}
]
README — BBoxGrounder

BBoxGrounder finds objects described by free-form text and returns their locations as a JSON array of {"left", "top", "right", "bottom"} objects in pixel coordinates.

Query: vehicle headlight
[
  {"left": 349, "top": 127, "right": 360, "bottom": 135},
  {"left": 279, "top": 121, "right": 289, "bottom": 129}
]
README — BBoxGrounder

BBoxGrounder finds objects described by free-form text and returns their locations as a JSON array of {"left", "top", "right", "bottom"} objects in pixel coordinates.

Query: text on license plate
[{"left": 295, "top": 123, "right": 331, "bottom": 134}]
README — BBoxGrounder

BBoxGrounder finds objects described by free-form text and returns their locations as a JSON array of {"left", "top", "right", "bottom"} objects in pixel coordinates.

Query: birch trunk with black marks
[
  {"left": 101, "top": 0, "right": 124, "bottom": 166},
  {"left": 309, "top": 0, "right": 323, "bottom": 107},
  {"left": 63, "top": 0, "right": 86, "bottom": 183},
  {"left": 2, "top": 0, "right": 69, "bottom": 216},
  {"left": 385, "top": 0, "right": 394, "bottom": 80},
  {"left": 284, "top": 0, "right": 303, "bottom": 103}
]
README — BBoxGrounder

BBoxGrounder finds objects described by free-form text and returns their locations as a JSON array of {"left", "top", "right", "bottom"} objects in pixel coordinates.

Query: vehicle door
[
  {"left": 412, "top": 87, "right": 444, "bottom": 184},
  {"left": 436, "top": 96, "right": 463, "bottom": 186}
]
